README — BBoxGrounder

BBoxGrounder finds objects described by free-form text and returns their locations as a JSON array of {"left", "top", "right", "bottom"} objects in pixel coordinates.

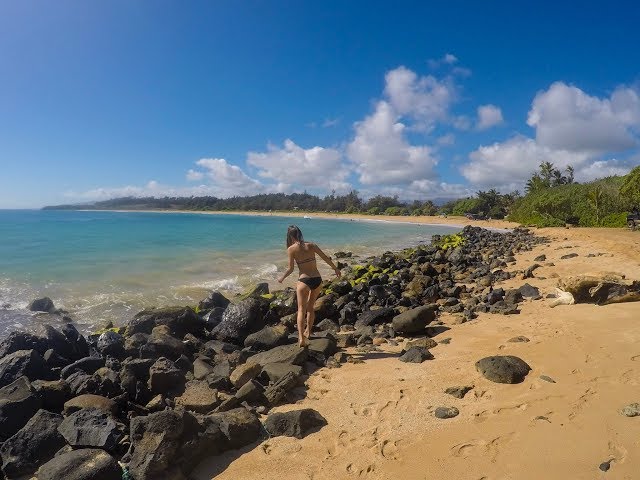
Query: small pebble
[
  {"left": 434, "top": 406, "right": 459, "bottom": 419},
  {"left": 599, "top": 459, "right": 612, "bottom": 472},
  {"left": 621, "top": 403, "right": 640, "bottom": 417},
  {"left": 539, "top": 375, "right": 556, "bottom": 383}
]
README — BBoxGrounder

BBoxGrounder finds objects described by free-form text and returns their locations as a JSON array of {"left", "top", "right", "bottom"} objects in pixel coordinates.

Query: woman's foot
[
  {"left": 298, "top": 336, "right": 308, "bottom": 348},
  {"left": 303, "top": 327, "right": 311, "bottom": 339}
]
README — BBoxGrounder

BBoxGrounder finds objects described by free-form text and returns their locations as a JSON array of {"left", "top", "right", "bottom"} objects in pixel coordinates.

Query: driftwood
[
  {"left": 555, "top": 274, "right": 640, "bottom": 305},
  {"left": 263, "top": 371, "right": 299, "bottom": 405}
]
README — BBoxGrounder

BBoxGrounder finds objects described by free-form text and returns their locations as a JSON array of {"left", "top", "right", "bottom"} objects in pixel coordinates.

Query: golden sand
[{"left": 187, "top": 223, "right": 640, "bottom": 480}]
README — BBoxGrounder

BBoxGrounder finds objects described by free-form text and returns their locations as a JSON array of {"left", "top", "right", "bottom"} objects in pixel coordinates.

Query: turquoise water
[{"left": 0, "top": 210, "right": 461, "bottom": 335}]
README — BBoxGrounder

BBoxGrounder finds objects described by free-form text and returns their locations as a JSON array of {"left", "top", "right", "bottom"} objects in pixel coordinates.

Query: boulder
[
  {"left": 399, "top": 347, "right": 434, "bottom": 363},
  {"left": 444, "top": 385, "right": 473, "bottom": 399},
  {"left": 405, "top": 337, "right": 438, "bottom": 350},
  {"left": 211, "top": 298, "right": 266, "bottom": 344},
  {"left": 206, "top": 407, "right": 262, "bottom": 450},
  {"left": 247, "top": 344, "right": 308, "bottom": 368},
  {"left": 475, "top": 355, "right": 531, "bottom": 384},
  {"left": 392, "top": 305, "right": 437, "bottom": 334},
  {"left": 260, "top": 363, "right": 303, "bottom": 384},
  {"left": 0, "top": 377, "right": 42, "bottom": 441},
  {"left": 63, "top": 394, "right": 117, "bottom": 416},
  {"left": 244, "top": 325, "right": 289, "bottom": 350},
  {"left": 31, "top": 379, "right": 70, "bottom": 412},
  {"left": 193, "top": 358, "right": 216, "bottom": 380},
  {"left": 60, "top": 357, "right": 105, "bottom": 379},
  {"left": 141, "top": 333, "right": 186, "bottom": 360},
  {"left": 229, "top": 362, "right": 262, "bottom": 388},
  {"left": 263, "top": 409, "right": 327, "bottom": 439},
  {"left": 124, "top": 332, "right": 149, "bottom": 356},
  {"left": 65, "top": 371, "right": 99, "bottom": 396},
  {"left": 0, "top": 332, "right": 47, "bottom": 358},
  {"left": 315, "top": 319, "right": 339, "bottom": 333},
  {"left": 307, "top": 337, "right": 338, "bottom": 358},
  {"left": 60, "top": 323, "right": 90, "bottom": 360},
  {"left": 27, "top": 297, "right": 54, "bottom": 312},
  {"left": 0, "top": 409, "right": 65, "bottom": 478},
  {"left": 128, "top": 409, "right": 198, "bottom": 480},
  {"left": 240, "top": 282, "right": 270, "bottom": 299},
  {"left": 234, "top": 379, "right": 264, "bottom": 403},
  {"left": 36, "top": 448, "right": 122, "bottom": 480},
  {"left": 504, "top": 289, "right": 524, "bottom": 304},
  {"left": 313, "top": 293, "right": 338, "bottom": 320},
  {"left": 354, "top": 307, "right": 395, "bottom": 328},
  {"left": 96, "top": 331, "right": 125, "bottom": 357},
  {"left": 148, "top": 357, "right": 186, "bottom": 395},
  {"left": 43, "top": 349, "right": 70, "bottom": 368},
  {"left": 175, "top": 381, "right": 219, "bottom": 413},
  {"left": 198, "top": 290, "right": 231, "bottom": 311},
  {"left": 0, "top": 349, "right": 52, "bottom": 388},
  {"left": 519, "top": 283, "right": 541, "bottom": 299},
  {"left": 58, "top": 408, "right": 121, "bottom": 451},
  {"left": 133, "top": 306, "right": 203, "bottom": 338}
]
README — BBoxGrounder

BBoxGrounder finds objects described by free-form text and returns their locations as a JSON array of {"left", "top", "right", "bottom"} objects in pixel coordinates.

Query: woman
[{"left": 277, "top": 225, "right": 341, "bottom": 347}]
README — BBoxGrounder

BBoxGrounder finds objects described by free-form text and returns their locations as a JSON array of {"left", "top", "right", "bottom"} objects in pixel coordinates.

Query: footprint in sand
[
  {"left": 451, "top": 441, "right": 478, "bottom": 458},
  {"left": 345, "top": 462, "right": 375, "bottom": 476},
  {"left": 379, "top": 439, "right": 401, "bottom": 461},
  {"left": 568, "top": 388, "right": 596, "bottom": 420}
]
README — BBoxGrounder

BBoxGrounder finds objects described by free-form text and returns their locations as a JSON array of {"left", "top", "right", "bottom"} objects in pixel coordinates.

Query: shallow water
[{"left": 0, "top": 210, "right": 461, "bottom": 336}]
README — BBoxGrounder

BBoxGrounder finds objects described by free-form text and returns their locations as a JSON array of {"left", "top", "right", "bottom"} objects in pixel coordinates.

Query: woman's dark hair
[{"left": 286, "top": 225, "right": 304, "bottom": 247}]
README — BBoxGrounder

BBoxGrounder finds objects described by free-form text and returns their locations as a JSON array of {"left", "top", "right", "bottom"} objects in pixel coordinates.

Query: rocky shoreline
[{"left": 0, "top": 226, "right": 553, "bottom": 479}]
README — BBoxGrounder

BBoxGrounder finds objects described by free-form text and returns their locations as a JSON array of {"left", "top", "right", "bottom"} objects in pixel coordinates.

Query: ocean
[{"left": 0, "top": 210, "right": 461, "bottom": 336}]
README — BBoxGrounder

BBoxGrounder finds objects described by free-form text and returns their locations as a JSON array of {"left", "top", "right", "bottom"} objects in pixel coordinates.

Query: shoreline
[
  {"left": 76, "top": 208, "right": 521, "bottom": 230},
  {"left": 191, "top": 225, "right": 640, "bottom": 480},
  {"left": 0, "top": 222, "right": 640, "bottom": 480}
]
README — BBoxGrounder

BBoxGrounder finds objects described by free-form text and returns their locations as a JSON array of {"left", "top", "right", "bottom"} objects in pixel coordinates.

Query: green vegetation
[
  {"left": 43, "top": 165, "right": 640, "bottom": 229},
  {"left": 439, "top": 190, "right": 520, "bottom": 219},
  {"left": 508, "top": 164, "right": 638, "bottom": 227},
  {"left": 433, "top": 233, "right": 465, "bottom": 250}
]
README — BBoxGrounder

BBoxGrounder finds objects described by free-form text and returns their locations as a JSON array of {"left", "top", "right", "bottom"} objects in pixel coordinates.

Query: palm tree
[
  {"left": 565, "top": 165, "right": 575, "bottom": 184},
  {"left": 539, "top": 161, "right": 555, "bottom": 186},
  {"left": 587, "top": 186, "right": 605, "bottom": 225}
]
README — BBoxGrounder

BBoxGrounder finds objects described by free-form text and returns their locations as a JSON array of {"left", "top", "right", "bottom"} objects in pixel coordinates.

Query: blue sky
[{"left": 1, "top": 1, "right": 639, "bottom": 208}]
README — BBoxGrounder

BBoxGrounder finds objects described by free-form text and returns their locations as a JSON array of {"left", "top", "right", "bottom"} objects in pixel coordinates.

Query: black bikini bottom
[{"left": 299, "top": 276, "right": 322, "bottom": 289}]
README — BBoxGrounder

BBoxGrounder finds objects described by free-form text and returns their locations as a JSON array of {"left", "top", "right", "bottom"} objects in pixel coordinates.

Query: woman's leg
[
  {"left": 296, "top": 282, "right": 310, "bottom": 347},
  {"left": 304, "top": 286, "right": 322, "bottom": 339}
]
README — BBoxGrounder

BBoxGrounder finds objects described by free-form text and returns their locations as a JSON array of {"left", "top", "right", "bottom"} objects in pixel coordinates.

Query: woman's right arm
[
  {"left": 278, "top": 247, "right": 295, "bottom": 283},
  {"left": 312, "top": 244, "right": 341, "bottom": 277}
]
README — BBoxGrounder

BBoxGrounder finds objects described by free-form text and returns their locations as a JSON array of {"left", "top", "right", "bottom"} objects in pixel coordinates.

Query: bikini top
[{"left": 296, "top": 256, "right": 316, "bottom": 265}]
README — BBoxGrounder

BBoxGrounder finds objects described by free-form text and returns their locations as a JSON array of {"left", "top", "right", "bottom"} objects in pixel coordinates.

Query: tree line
[{"left": 44, "top": 164, "right": 640, "bottom": 227}]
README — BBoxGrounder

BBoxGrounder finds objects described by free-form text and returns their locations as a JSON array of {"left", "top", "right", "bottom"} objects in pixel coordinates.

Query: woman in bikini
[{"left": 277, "top": 225, "right": 341, "bottom": 347}]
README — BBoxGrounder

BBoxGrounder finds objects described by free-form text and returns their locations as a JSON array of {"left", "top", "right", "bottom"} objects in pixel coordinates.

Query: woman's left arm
[{"left": 278, "top": 248, "right": 295, "bottom": 283}]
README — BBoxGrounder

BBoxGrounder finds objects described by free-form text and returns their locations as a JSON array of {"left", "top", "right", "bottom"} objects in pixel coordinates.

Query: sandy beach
[
  {"left": 91, "top": 208, "right": 520, "bottom": 231},
  {"left": 189, "top": 224, "right": 640, "bottom": 480}
]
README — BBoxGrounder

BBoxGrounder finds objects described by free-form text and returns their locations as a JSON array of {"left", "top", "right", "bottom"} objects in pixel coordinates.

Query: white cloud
[
  {"left": 476, "top": 104, "right": 504, "bottom": 130},
  {"left": 461, "top": 136, "right": 589, "bottom": 191},
  {"left": 194, "top": 158, "right": 266, "bottom": 196},
  {"left": 322, "top": 118, "right": 340, "bottom": 127},
  {"left": 575, "top": 158, "right": 637, "bottom": 182},
  {"left": 347, "top": 101, "right": 438, "bottom": 185},
  {"left": 64, "top": 180, "right": 229, "bottom": 202},
  {"left": 462, "top": 83, "right": 640, "bottom": 191},
  {"left": 186, "top": 169, "right": 204, "bottom": 181},
  {"left": 437, "top": 133, "right": 455, "bottom": 146},
  {"left": 428, "top": 53, "right": 458, "bottom": 69},
  {"left": 384, "top": 66, "right": 457, "bottom": 132},
  {"left": 247, "top": 139, "right": 350, "bottom": 192},
  {"left": 528, "top": 81, "right": 640, "bottom": 153}
]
